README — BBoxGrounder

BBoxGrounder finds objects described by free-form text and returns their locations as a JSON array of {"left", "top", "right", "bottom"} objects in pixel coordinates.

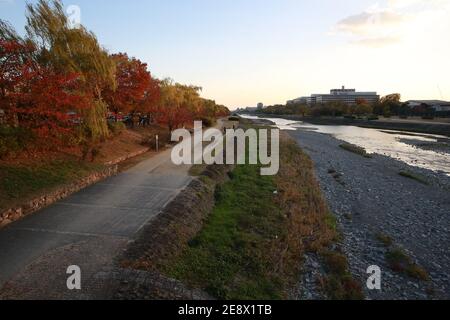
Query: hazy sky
[{"left": 1, "top": 0, "right": 450, "bottom": 109}]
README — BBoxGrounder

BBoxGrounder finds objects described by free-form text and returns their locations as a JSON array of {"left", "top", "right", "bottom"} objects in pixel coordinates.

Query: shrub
[
  {"left": 197, "top": 117, "right": 216, "bottom": 128},
  {"left": 399, "top": 171, "right": 429, "bottom": 185},
  {"left": 339, "top": 143, "right": 372, "bottom": 158},
  {"left": 320, "top": 250, "right": 365, "bottom": 300},
  {"left": 108, "top": 121, "right": 126, "bottom": 135},
  {"left": 90, "top": 146, "right": 102, "bottom": 162},
  {"left": 376, "top": 233, "right": 393, "bottom": 247},
  {"left": 0, "top": 126, "right": 35, "bottom": 159},
  {"left": 386, "top": 248, "right": 429, "bottom": 281}
]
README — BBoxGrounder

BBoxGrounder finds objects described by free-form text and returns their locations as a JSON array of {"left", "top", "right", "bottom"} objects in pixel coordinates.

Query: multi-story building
[{"left": 288, "top": 86, "right": 380, "bottom": 106}]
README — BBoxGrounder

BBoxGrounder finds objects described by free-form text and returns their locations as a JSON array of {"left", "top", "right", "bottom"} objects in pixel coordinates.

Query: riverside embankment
[
  {"left": 243, "top": 115, "right": 450, "bottom": 299},
  {"left": 245, "top": 114, "right": 450, "bottom": 299}
]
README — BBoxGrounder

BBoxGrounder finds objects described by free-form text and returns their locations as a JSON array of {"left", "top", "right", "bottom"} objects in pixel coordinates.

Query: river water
[{"left": 241, "top": 115, "right": 450, "bottom": 176}]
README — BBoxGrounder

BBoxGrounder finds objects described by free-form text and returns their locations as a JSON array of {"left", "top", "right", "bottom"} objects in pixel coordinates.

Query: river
[{"left": 241, "top": 115, "right": 450, "bottom": 176}]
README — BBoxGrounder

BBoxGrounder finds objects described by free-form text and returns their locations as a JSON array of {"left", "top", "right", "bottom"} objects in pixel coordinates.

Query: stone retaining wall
[
  {"left": 0, "top": 165, "right": 118, "bottom": 229},
  {"left": 116, "top": 165, "right": 234, "bottom": 299},
  {"left": 104, "top": 147, "right": 150, "bottom": 166}
]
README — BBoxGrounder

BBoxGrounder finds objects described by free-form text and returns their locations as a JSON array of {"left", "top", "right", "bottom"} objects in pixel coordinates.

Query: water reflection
[{"left": 241, "top": 115, "right": 450, "bottom": 175}]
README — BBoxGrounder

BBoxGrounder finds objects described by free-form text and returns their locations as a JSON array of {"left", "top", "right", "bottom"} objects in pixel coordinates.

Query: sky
[{"left": 1, "top": 0, "right": 450, "bottom": 109}]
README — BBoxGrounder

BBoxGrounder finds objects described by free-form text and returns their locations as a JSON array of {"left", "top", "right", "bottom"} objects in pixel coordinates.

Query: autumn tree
[
  {"left": 355, "top": 98, "right": 373, "bottom": 115},
  {"left": 25, "top": 0, "right": 116, "bottom": 140},
  {"left": 141, "top": 75, "right": 161, "bottom": 117},
  {"left": 103, "top": 53, "right": 159, "bottom": 118},
  {"left": 153, "top": 79, "right": 189, "bottom": 132},
  {"left": 0, "top": 38, "right": 87, "bottom": 149},
  {"left": 375, "top": 93, "right": 401, "bottom": 116}
]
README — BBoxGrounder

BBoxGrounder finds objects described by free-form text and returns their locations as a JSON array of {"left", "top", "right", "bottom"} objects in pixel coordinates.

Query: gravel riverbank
[{"left": 288, "top": 129, "right": 450, "bottom": 300}]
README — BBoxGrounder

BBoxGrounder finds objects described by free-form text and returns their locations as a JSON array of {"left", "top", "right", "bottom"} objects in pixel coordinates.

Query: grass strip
[
  {"left": 339, "top": 143, "right": 373, "bottom": 158},
  {"left": 164, "top": 131, "right": 348, "bottom": 299},
  {"left": 399, "top": 171, "right": 429, "bottom": 185},
  {"left": 0, "top": 159, "right": 103, "bottom": 210}
]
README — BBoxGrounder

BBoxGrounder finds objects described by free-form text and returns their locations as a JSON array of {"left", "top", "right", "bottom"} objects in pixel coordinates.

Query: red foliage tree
[
  {"left": 0, "top": 39, "right": 88, "bottom": 147},
  {"left": 0, "top": 40, "right": 34, "bottom": 111},
  {"left": 141, "top": 77, "right": 161, "bottom": 116},
  {"left": 103, "top": 53, "right": 160, "bottom": 118}
]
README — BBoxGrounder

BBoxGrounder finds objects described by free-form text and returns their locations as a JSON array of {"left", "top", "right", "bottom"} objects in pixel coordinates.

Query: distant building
[
  {"left": 288, "top": 86, "right": 380, "bottom": 106},
  {"left": 406, "top": 100, "right": 450, "bottom": 112},
  {"left": 287, "top": 97, "right": 308, "bottom": 105},
  {"left": 257, "top": 103, "right": 264, "bottom": 110}
]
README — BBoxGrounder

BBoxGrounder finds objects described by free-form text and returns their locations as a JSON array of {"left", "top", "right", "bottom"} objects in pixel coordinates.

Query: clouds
[
  {"left": 333, "top": 0, "right": 450, "bottom": 47},
  {"left": 336, "top": 9, "right": 405, "bottom": 36}
]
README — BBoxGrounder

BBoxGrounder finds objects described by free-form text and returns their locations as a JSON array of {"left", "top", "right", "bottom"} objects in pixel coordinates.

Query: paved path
[{"left": 0, "top": 137, "right": 198, "bottom": 299}]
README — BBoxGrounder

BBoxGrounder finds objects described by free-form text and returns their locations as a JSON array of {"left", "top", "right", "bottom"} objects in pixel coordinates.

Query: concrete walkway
[{"left": 0, "top": 138, "right": 195, "bottom": 299}]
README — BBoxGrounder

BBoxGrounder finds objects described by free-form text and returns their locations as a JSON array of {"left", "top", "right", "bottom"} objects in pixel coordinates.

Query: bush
[
  {"left": 0, "top": 126, "right": 35, "bottom": 159},
  {"left": 399, "top": 171, "right": 429, "bottom": 185},
  {"left": 385, "top": 248, "right": 429, "bottom": 281},
  {"left": 198, "top": 117, "right": 216, "bottom": 128},
  {"left": 90, "top": 146, "right": 102, "bottom": 162},
  {"left": 108, "top": 121, "right": 126, "bottom": 135},
  {"left": 339, "top": 143, "right": 372, "bottom": 158}
]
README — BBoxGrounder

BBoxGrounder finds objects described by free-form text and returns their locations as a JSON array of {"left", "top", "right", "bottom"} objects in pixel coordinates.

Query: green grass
[
  {"left": 320, "top": 250, "right": 365, "bottom": 300},
  {"left": 339, "top": 143, "right": 373, "bottom": 158},
  {"left": 0, "top": 159, "right": 103, "bottom": 210},
  {"left": 386, "top": 248, "right": 429, "bottom": 281},
  {"left": 189, "top": 164, "right": 208, "bottom": 177},
  {"left": 399, "top": 171, "right": 429, "bottom": 185},
  {"left": 158, "top": 128, "right": 361, "bottom": 300},
  {"left": 376, "top": 232, "right": 394, "bottom": 247},
  {"left": 165, "top": 163, "right": 286, "bottom": 300}
]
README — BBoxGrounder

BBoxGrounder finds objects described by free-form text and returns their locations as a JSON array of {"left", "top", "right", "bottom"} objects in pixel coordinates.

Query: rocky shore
[{"left": 289, "top": 129, "right": 450, "bottom": 300}]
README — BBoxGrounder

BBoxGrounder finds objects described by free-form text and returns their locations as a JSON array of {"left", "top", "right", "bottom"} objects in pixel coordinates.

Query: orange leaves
[
  {"left": 1, "top": 39, "right": 87, "bottom": 147},
  {"left": 103, "top": 53, "right": 160, "bottom": 115}
]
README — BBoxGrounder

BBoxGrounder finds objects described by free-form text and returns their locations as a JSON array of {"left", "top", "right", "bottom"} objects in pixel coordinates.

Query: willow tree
[
  {"left": 25, "top": 0, "right": 115, "bottom": 140},
  {"left": 180, "top": 84, "right": 203, "bottom": 116},
  {"left": 155, "top": 79, "right": 191, "bottom": 132},
  {"left": 0, "top": 20, "right": 22, "bottom": 42}
]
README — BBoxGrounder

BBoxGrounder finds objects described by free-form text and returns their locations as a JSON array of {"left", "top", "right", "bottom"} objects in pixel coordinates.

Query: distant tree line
[{"left": 256, "top": 93, "right": 443, "bottom": 119}]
